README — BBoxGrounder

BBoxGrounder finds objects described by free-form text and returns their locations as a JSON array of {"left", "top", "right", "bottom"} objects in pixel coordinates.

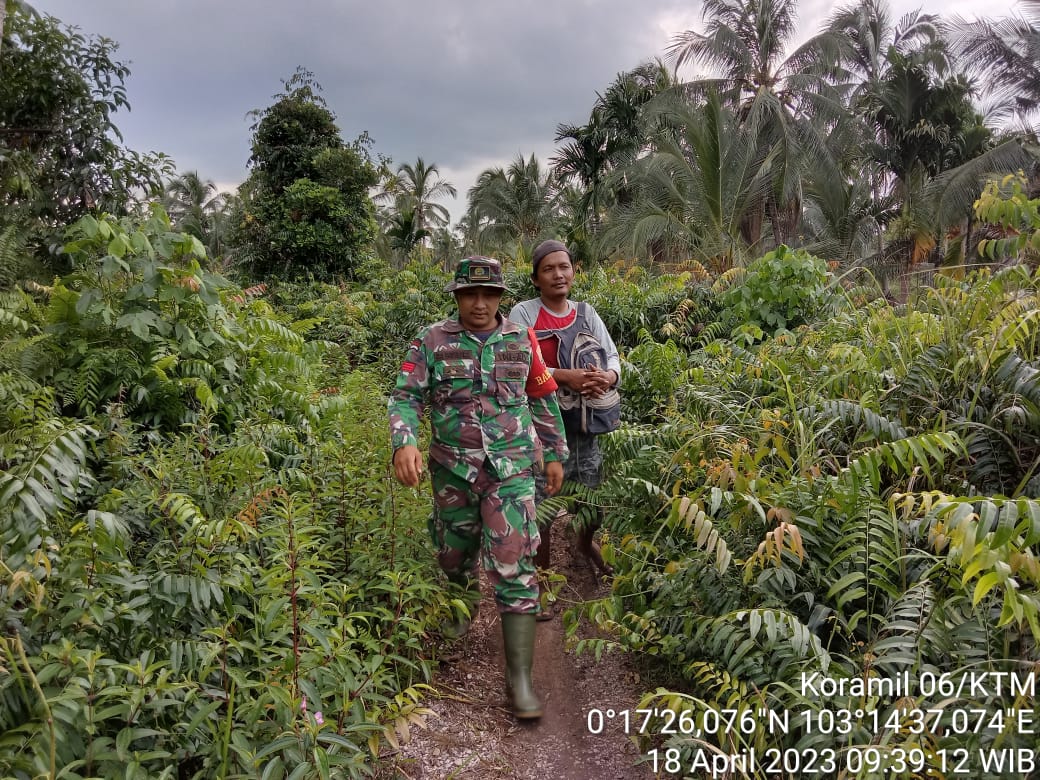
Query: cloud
[{"left": 32, "top": 0, "right": 1025, "bottom": 223}]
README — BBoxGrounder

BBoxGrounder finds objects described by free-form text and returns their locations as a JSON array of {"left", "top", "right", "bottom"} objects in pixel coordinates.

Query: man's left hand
[{"left": 544, "top": 461, "right": 564, "bottom": 495}]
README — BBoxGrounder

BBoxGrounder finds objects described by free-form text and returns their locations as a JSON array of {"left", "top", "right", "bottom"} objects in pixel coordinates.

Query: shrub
[{"left": 722, "top": 245, "right": 831, "bottom": 338}]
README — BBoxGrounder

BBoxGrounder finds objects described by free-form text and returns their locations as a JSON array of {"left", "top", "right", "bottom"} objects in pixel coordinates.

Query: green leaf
[
  {"left": 116, "top": 310, "right": 152, "bottom": 340},
  {"left": 973, "top": 571, "right": 1003, "bottom": 606}
]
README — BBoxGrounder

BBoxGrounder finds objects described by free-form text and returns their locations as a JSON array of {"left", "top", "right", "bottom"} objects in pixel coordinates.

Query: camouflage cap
[{"left": 445, "top": 256, "right": 508, "bottom": 293}]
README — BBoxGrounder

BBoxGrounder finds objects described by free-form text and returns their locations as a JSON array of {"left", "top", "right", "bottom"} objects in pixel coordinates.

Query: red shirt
[{"left": 532, "top": 306, "right": 578, "bottom": 369}]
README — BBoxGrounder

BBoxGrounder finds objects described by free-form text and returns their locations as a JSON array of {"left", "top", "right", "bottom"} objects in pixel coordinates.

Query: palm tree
[
  {"left": 951, "top": 0, "right": 1040, "bottom": 129},
  {"left": 823, "top": 0, "right": 1033, "bottom": 276},
  {"left": 429, "top": 225, "right": 463, "bottom": 272},
  {"left": 860, "top": 55, "right": 979, "bottom": 195},
  {"left": 825, "top": 0, "right": 947, "bottom": 104},
  {"left": 377, "top": 157, "right": 456, "bottom": 239},
  {"left": 600, "top": 93, "right": 775, "bottom": 272},
  {"left": 666, "top": 0, "right": 839, "bottom": 115},
  {"left": 665, "top": 0, "right": 844, "bottom": 248},
  {"left": 162, "top": 171, "right": 230, "bottom": 258},
  {"left": 552, "top": 61, "right": 673, "bottom": 241},
  {"left": 384, "top": 197, "right": 430, "bottom": 260},
  {"left": 465, "top": 154, "right": 560, "bottom": 254},
  {"left": 553, "top": 111, "right": 612, "bottom": 238},
  {"left": 801, "top": 163, "right": 890, "bottom": 266}
]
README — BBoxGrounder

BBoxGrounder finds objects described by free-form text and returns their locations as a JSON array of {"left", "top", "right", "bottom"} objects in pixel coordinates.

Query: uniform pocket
[
  {"left": 494, "top": 362, "right": 526, "bottom": 405},
  {"left": 433, "top": 359, "right": 475, "bottom": 404}
]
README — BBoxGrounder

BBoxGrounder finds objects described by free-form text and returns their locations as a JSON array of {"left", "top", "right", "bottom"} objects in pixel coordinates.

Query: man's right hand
[
  {"left": 553, "top": 368, "right": 586, "bottom": 393},
  {"left": 393, "top": 445, "right": 424, "bottom": 487}
]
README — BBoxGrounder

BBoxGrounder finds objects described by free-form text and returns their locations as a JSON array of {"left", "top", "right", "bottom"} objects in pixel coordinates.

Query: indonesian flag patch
[{"left": 400, "top": 339, "right": 420, "bottom": 372}]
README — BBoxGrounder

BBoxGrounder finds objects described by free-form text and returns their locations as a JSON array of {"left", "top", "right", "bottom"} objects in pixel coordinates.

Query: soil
[{"left": 376, "top": 513, "right": 657, "bottom": 780}]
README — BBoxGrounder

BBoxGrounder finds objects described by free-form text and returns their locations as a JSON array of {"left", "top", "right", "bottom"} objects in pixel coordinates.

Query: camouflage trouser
[
  {"left": 534, "top": 429, "right": 603, "bottom": 518},
  {"left": 429, "top": 460, "right": 541, "bottom": 614}
]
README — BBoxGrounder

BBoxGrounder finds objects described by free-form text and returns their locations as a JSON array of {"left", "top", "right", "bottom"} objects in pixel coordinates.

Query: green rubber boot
[{"left": 501, "top": 612, "right": 542, "bottom": 719}]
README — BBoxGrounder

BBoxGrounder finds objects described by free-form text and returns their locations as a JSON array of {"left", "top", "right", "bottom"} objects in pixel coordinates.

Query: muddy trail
[{"left": 376, "top": 513, "right": 657, "bottom": 779}]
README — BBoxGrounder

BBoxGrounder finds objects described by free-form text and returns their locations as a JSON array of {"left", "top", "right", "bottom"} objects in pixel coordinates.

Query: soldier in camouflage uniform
[{"left": 388, "top": 256, "right": 568, "bottom": 719}]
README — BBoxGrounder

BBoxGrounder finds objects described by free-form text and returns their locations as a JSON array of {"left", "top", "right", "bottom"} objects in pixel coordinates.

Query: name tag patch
[
  {"left": 443, "top": 363, "right": 471, "bottom": 379},
  {"left": 438, "top": 348, "right": 474, "bottom": 361}
]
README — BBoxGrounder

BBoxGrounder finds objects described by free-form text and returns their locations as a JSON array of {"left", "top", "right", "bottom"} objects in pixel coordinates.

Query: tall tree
[
  {"left": 823, "top": 0, "right": 1032, "bottom": 274},
  {"left": 601, "top": 93, "right": 775, "bottom": 271},
  {"left": 665, "top": 0, "right": 842, "bottom": 247},
  {"left": 162, "top": 171, "right": 230, "bottom": 258},
  {"left": 552, "top": 61, "right": 672, "bottom": 243},
  {"left": 0, "top": 7, "right": 168, "bottom": 241},
  {"left": 0, "top": 0, "right": 37, "bottom": 62},
  {"left": 236, "top": 69, "right": 378, "bottom": 280},
  {"left": 381, "top": 194, "right": 430, "bottom": 261},
  {"left": 378, "top": 157, "right": 456, "bottom": 237},
  {"left": 951, "top": 0, "right": 1040, "bottom": 129},
  {"left": 826, "top": 0, "right": 947, "bottom": 104},
  {"left": 465, "top": 154, "right": 560, "bottom": 253}
]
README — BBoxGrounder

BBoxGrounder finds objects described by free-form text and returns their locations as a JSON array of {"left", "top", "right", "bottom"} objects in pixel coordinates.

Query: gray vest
[{"left": 536, "top": 303, "right": 620, "bottom": 434}]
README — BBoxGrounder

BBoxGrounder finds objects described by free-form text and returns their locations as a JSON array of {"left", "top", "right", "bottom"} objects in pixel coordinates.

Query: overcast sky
[{"left": 35, "top": 0, "right": 1024, "bottom": 225}]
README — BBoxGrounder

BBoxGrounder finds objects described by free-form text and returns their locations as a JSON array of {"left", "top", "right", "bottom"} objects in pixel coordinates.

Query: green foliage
[
  {"left": 573, "top": 263, "right": 1040, "bottom": 777},
  {"left": 721, "top": 245, "right": 831, "bottom": 337},
  {"left": 7, "top": 171, "right": 1040, "bottom": 776},
  {"left": 269, "top": 258, "right": 452, "bottom": 383},
  {"left": 864, "top": 52, "right": 990, "bottom": 189},
  {"left": 0, "top": 8, "right": 170, "bottom": 247},
  {"left": 258, "top": 178, "right": 376, "bottom": 280},
  {"left": 0, "top": 370, "right": 444, "bottom": 777},
  {"left": 236, "top": 70, "right": 378, "bottom": 281},
  {"left": 975, "top": 173, "right": 1040, "bottom": 264},
  {"left": 620, "top": 330, "right": 685, "bottom": 422},
  {"left": 31, "top": 207, "right": 242, "bottom": 428},
  {"left": 0, "top": 207, "right": 453, "bottom": 777},
  {"left": 0, "top": 225, "right": 40, "bottom": 289},
  {"left": 464, "top": 153, "right": 561, "bottom": 253},
  {"left": 572, "top": 264, "right": 700, "bottom": 350}
]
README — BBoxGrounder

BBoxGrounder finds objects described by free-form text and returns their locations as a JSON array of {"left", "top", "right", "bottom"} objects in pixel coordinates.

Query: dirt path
[{"left": 377, "top": 515, "right": 655, "bottom": 779}]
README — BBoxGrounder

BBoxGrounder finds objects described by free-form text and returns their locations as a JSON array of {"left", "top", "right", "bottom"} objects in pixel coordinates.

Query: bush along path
[{"left": 377, "top": 512, "right": 653, "bottom": 780}]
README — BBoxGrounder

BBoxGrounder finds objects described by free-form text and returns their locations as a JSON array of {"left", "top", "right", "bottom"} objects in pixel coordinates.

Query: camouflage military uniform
[{"left": 388, "top": 313, "right": 568, "bottom": 614}]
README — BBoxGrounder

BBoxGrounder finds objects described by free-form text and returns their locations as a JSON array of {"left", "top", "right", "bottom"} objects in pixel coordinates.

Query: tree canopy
[
  {"left": 0, "top": 7, "right": 169, "bottom": 252},
  {"left": 235, "top": 69, "right": 378, "bottom": 280}
]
